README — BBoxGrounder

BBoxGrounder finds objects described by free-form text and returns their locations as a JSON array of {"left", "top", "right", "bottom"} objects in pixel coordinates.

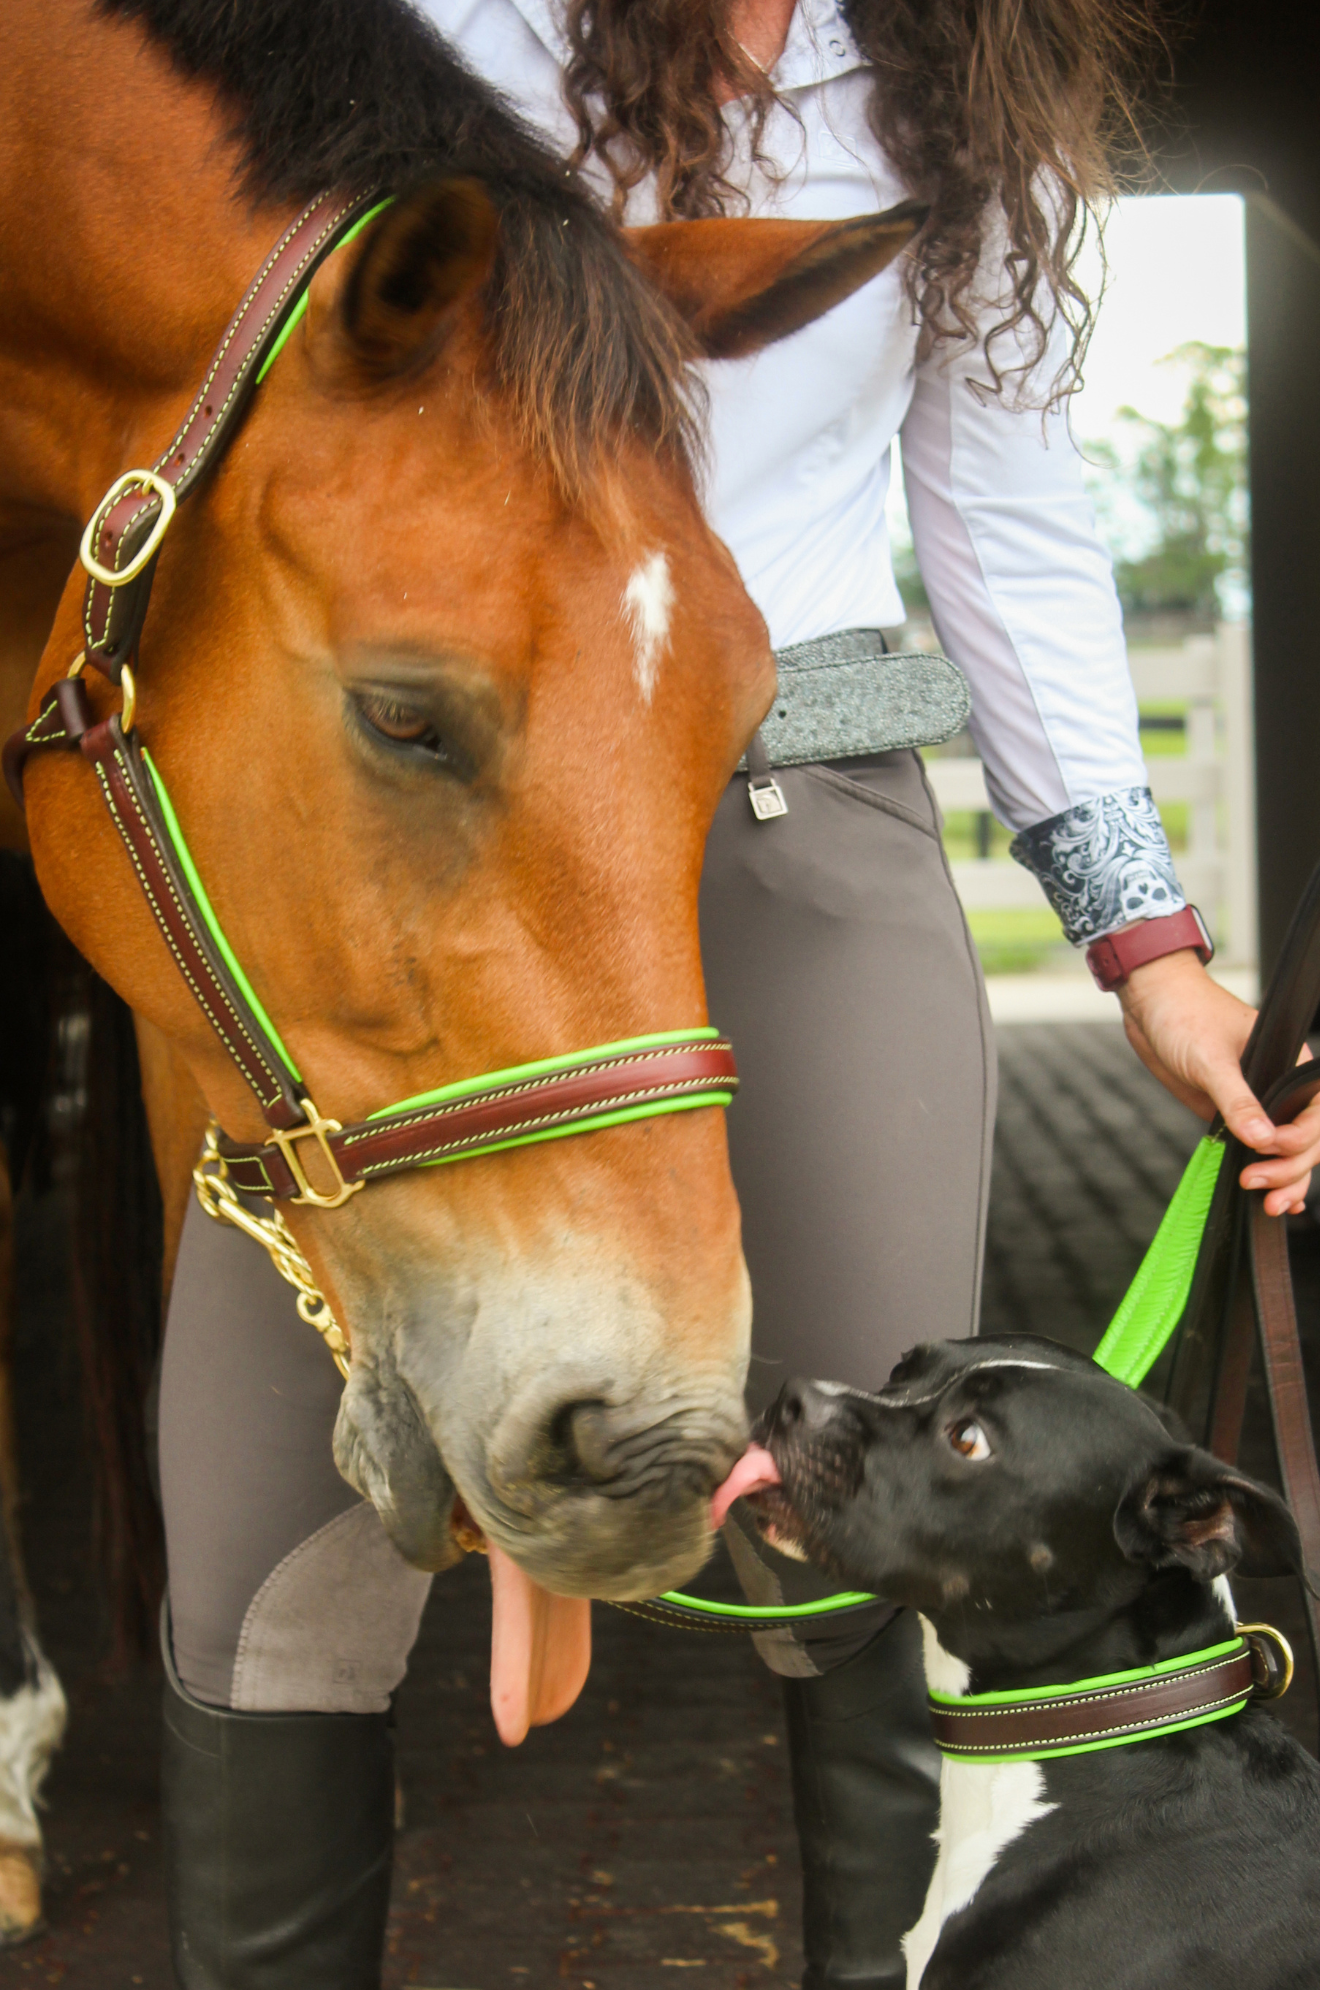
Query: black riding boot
[
  {"left": 161, "top": 1636, "right": 394, "bottom": 1987},
  {"left": 783, "top": 1609, "right": 940, "bottom": 1990}
]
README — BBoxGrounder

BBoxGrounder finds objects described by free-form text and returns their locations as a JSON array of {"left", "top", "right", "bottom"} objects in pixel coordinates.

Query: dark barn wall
[
  {"left": 1159, "top": 3, "right": 1320, "bottom": 242},
  {"left": 1243, "top": 203, "right": 1320, "bottom": 973},
  {"left": 1155, "top": 2, "right": 1320, "bottom": 971},
  {"left": 1146, "top": 0, "right": 1320, "bottom": 963}
]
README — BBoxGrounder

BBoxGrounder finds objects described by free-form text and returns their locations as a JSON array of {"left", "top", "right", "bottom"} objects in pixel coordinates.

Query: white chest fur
[{"left": 903, "top": 1619, "right": 1056, "bottom": 1990}]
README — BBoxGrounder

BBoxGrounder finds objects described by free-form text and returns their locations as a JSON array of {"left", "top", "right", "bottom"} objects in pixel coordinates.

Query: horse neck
[{"left": 0, "top": 0, "right": 297, "bottom": 524}]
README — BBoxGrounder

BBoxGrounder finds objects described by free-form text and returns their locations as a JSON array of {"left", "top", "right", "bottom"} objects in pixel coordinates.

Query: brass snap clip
[
  {"left": 266, "top": 1094, "right": 364, "bottom": 1210},
  {"left": 79, "top": 468, "right": 178, "bottom": 588}
]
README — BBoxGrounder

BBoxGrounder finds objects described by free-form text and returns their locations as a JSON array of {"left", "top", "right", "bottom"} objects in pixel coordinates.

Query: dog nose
[{"left": 770, "top": 1378, "right": 839, "bottom": 1438}]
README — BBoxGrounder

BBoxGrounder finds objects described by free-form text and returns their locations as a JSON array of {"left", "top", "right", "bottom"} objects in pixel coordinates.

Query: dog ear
[
  {"left": 338, "top": 179, "right": 497, "bottom": 379},
  {"left": 1114, "top": 1447, "right": 1304, "bottom": 1585}
]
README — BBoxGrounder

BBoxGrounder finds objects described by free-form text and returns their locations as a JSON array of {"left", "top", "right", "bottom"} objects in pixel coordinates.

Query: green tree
[{"left": 1087, "top": 342, "right": 1248, "bottom": 620}]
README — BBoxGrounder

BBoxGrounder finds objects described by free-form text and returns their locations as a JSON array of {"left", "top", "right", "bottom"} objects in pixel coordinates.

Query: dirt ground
[{"left": 4, "top": 1022, "right": 1318, "bottom": 1986}]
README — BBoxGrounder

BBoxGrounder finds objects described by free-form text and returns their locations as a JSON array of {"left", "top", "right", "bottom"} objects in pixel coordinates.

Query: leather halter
[
  {"left": 926, "top": 1626, "right": 1292, "bottom": 1762},
  {"left": 4, "top": 193, "right": 738, "bottom": 1209}
]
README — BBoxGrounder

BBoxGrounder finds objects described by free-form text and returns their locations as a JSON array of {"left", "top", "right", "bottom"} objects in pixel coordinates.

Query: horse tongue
[
  {"left": 709, "top": 1443, "right": 781, "bottom": 1530},
  {"left": 487, "top": 1542, "right": 593, "bottom": 1746}
]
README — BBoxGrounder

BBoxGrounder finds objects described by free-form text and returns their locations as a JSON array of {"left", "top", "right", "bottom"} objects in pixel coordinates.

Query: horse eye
[
  {"left": 948, "top": 1417, "right": 991, "bottom": 1461},
  {"left": 355, "top": 691, "right": 444, "bottom": 754}
]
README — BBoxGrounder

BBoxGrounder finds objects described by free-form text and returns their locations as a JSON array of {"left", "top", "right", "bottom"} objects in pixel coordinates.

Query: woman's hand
[{"left": 1116, "top": 949, "right": 1320, "bottom": 1217}]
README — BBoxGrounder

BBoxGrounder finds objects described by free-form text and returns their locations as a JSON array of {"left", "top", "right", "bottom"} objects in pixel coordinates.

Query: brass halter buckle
[
  {"left": 193, "top": 1124, "right": 351, "bottom": 1378},
  {"left": 79, "top": 468, "right": 178, "bottom": 589},
  {"left": 265, "top": 1095, "right": 364, "bottom": 1209}
]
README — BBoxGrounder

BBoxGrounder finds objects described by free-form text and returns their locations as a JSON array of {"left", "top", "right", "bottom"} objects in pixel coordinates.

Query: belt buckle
[{"left": 748, "top": 774, "right": 788, "bottom": 821}]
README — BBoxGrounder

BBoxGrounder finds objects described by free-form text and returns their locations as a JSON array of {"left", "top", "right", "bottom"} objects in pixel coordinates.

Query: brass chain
[{"left": 192, "top": 1122, "right": 351, "bottom": 1378}]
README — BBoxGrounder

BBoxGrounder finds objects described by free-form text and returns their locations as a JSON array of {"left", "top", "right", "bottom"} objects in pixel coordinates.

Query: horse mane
[{"left": 99, "top": 0, "right": 702, "bottom": 497}]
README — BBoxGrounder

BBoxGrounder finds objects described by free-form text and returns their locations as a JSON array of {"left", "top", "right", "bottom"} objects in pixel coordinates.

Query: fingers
[
  {"left": 1199, "top": 1060, "right": 1275, "bottom": 1151},
  {"left": 1240, "top": 1092, "right": 1320, "bottom": 1215}
]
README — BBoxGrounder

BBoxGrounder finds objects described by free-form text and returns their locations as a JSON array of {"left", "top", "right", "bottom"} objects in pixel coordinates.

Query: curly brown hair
[{"left": 562, "top": 0, "right": 1167, "bottom": 400}]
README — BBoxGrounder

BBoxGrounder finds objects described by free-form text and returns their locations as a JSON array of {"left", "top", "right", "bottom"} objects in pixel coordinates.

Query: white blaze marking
[
  {"left": 903, "top": 1618, "right": 1056, "bottom": 1989},
  {"left": 622, "top": 551, "right": 673, "bottom": 704}
]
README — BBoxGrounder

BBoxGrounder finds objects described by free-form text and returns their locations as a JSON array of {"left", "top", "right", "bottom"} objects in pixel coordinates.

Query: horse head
[{"left": 24, "top": 174, "right": 920, "bottom": 1636}]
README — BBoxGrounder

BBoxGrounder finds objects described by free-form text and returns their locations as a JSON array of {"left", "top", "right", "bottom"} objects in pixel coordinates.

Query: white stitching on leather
[
  {"left": 94, "top": 752, "right": 285, "bottom": 1110},
  {"left": 85, "top": 194, "right": 360, "bottom": 648},
  {"left": 934, "top": 1653, "right": 1246, "bottom": 1721},
  {"left": 935, "top": 1686, "right": 1251, "bottom": 1753},
  {"left": 354, "top": 1077, "right": 732, "bottom": 1175},
  {"left": 337, "top": 1042, "right": 730, "bottom": 1152}
]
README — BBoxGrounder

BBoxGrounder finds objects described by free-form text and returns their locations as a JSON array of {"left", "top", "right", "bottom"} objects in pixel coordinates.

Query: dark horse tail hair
[
  {"left": 65, "top": 958, "right": 165, "bottom": 1668},
  {"left": 3, "top": 851, "right": 164, "bottom": 1669}
]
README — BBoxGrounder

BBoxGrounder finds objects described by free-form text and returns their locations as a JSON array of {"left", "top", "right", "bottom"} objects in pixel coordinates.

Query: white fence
[{"left": 925, "top": 625, "right": 1257, "bottom": 967}]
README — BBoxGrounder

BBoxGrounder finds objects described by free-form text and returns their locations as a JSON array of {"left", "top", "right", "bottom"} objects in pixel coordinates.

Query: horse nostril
[{"left": 560, "top": 1401, "right": 616, "bottom": 1484}]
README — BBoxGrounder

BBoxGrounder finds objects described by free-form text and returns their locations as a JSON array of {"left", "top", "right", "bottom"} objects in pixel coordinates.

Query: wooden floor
[{"left": 2, "top": 1024, "right": 1316, "bottom": 1987}]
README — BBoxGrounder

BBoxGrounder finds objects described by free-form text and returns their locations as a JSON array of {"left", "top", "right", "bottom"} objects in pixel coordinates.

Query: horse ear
[
  {"left": 1114, "top": 1447, "right": 1305, "bottom": 1585},
  {"left": 625, "top": 200, "right": 926, "bottom": 361},
  {"left": 339, "top": 179, "right": 498, "bottom": 378}
]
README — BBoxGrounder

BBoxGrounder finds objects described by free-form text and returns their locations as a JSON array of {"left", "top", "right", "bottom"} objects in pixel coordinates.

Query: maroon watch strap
[
  {"left": 1086, "top": 905, "right": 1213, "bottom": 992},
  {"left": 81, "top": 190, "right": 381, "bottom": 679},
  {"left": 217, "top": 1039, "right": 739, "bottom": 1198}
]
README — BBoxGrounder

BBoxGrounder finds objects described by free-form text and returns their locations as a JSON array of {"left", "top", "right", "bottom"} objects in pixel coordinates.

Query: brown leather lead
[
  {"left": 1250, "top": 1198, "right": 1320, "bottom": 1666},
  {"left": 928, "top": 1645, "right": 1256, "bottom": 1757}
]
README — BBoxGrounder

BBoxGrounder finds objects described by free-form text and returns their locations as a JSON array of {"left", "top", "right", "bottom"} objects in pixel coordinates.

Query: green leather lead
[
  {"left": 1092, "top": 1134, "right": 1226, "bottom": 1387},
  {"left": 666, "top": 1134, "right": 1227, "bottom": 1630}
]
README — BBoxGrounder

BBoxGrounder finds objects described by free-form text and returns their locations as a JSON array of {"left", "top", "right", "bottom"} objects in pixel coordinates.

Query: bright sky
[
  {"left": 888, "top": 193, "right": 1246, "bottom": 543},
  {"left": 1072, "top": 193, "right": 1245, "bottom": 438}
]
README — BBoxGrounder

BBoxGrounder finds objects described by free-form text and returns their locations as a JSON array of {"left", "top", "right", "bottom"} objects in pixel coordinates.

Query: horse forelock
[{"left": 96, "top": 0, "right": 705, "bottom": 500}]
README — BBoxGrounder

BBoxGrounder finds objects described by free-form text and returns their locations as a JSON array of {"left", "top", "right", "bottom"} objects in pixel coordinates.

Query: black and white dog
[{"left": 739, "top": 1335, "right": 1320, "bottom": 1989}]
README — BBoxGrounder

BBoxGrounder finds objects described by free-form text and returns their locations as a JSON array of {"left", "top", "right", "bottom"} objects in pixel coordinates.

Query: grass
[{"left": 965, "top": 907, "right": 1072, "bottom": 976}]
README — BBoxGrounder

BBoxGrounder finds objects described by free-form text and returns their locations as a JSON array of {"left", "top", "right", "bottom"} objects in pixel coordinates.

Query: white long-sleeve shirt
[{"left": 420, "top": 0, "right": 1184, "bottom": 941}]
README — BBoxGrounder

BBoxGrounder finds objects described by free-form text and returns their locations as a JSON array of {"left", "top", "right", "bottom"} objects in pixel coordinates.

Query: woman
[{"left": 158, "top": 1, "right": 1320, "bottom": 1985}]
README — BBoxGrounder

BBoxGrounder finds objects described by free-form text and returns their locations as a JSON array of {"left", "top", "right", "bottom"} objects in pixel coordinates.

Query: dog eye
[
  {"left": 948, "top": 1417, "right": 992, "bottom": 1461},
  {"left": 355, "top": 691, "right": 446, "bottom": 755}
]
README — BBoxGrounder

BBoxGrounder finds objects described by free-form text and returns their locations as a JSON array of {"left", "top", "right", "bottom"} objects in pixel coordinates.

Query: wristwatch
[{"left": 1085, "top": 906, "right": 1214, "bottom": 992}]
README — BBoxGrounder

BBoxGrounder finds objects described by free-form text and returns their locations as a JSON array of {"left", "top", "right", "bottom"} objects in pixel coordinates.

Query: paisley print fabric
[{"left": 1009, "top": 787, "right": 1186, "bottom": 945}]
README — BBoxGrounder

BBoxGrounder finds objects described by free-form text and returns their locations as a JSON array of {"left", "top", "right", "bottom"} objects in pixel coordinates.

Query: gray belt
[{"left": 738, "top": 628, "right": 970, "bottom": 820}]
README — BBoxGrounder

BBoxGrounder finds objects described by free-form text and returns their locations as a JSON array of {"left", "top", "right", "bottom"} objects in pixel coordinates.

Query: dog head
[{"left": 745, "top": 1336, "right": 1304, "bottom": 1678}]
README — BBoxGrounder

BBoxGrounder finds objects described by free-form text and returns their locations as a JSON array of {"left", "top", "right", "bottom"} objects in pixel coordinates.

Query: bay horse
[{"left": 0, "top": 0, "right": 922, "bottom": 1942}]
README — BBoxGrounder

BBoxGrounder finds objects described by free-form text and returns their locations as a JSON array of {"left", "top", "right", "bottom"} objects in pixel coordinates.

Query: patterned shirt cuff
[{"left": 1009, "top": 787, "right": 1186, "bottom": 946}]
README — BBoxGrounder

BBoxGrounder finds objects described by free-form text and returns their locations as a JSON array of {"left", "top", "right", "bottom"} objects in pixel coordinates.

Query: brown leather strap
[
  {"left": 82, "top": 713, "right": 307, "bottom": 1127},
  {"left": 1250, "top": 1199, "right": 1320, "bottom": 1647},
  {"left": 81, "top": 190, "right": 381, "bottom": 678},
  {"left": 1207, "top": 1257, "right": 1254, "bottom": 1464},
  {"left": 928, "top": 1644, "right": 1256, "bottom": 1758},
  {"left": 218, "top": 1039, "right": 739, "bottom": 1198}
]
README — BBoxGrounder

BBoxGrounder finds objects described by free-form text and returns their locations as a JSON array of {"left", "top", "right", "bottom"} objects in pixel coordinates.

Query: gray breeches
[{"left": 159, "top": 751, "right": 995, "bottom": 1708}]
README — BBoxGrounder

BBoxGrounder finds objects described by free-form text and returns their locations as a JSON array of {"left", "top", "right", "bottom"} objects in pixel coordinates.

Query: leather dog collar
[{"left": 927, "top": 1625, "right": 1291, "bottom": 1762}]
